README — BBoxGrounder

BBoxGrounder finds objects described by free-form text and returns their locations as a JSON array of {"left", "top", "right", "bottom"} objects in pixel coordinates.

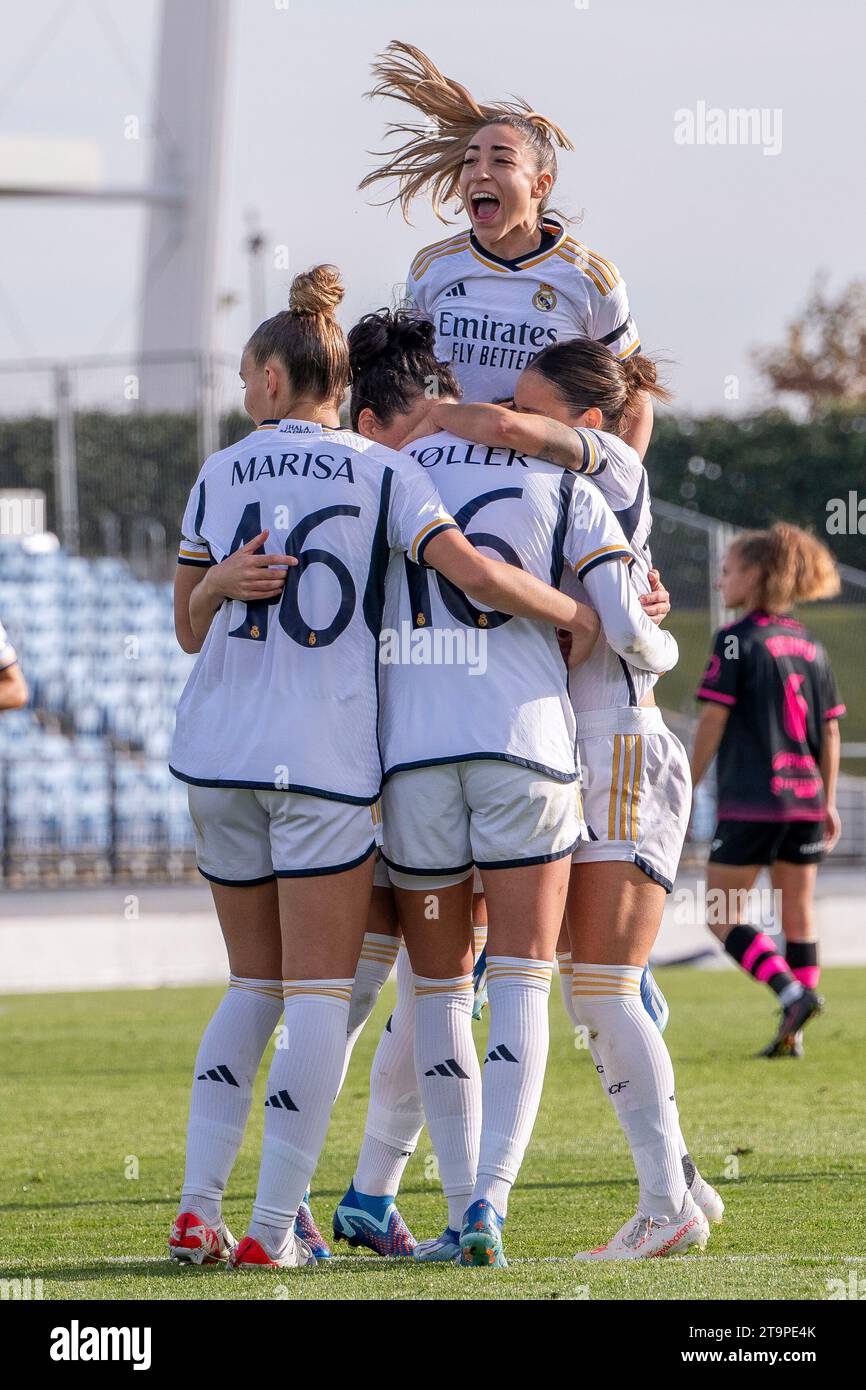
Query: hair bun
[
  {"left": 347, "top": 309, "right": 437, "bottom": 380},
  {"left": 289, "top": 264, "right": 345, "bottom": 317}
]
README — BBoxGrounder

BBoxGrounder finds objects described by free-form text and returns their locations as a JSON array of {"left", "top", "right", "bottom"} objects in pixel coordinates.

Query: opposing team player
[
  {"left": 360, "top": 41, "right": 652, "bottom": 456},
  {"left": 400, "top": 339, "right": 722, "bottom": 1258},
  {"left": 335, "top": 309, "right": 679, "bottom": 1267},
  {"left": 692, "top": 524, "right": 843, "bottom": 1058},
  {"left": 166, "top": 267, "right": 602, "bottom": 1271}
]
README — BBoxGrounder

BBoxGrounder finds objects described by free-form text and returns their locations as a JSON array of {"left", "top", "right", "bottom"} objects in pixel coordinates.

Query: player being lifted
[
  {"left": 359, "top": 41, "right": 652, "bottom": 455},
  {"left": 335, "top": 310, "right": 685, "bottom": 1266},
  {"left": 692, "top": 524, "right": 843, "bottom": 1058},
  {"left": 166, "top": 267, "right": 602, "bottom": 1271}
]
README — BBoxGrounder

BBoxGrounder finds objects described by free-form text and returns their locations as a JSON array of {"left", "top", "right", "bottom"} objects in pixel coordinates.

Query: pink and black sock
[
  {"left": 724, "top": 925, "right": 803, "bottom": 1007},
  {"left": 785, "top": 940, "right": 820, "bottom": 992}
]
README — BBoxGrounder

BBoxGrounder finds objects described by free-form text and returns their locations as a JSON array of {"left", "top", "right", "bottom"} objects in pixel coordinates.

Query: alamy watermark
[
  {"left": 0, "top": 491, "right": 45, "bottom": 539},
  {"left": 379, "top": 621, "right": 488, "bottom": 676},
  {"left": 674, "top": 101, "right": 782, "bottom": 157}
]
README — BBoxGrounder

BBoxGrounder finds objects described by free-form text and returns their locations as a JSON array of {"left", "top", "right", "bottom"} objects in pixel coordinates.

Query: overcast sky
[{"left": 0, "top": 0, "right": 863, "bottom": 415}]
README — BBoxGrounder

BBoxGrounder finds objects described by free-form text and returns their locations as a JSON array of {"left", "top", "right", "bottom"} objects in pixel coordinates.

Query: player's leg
[
  {"left": 395, "top": 874, "right": 478, "bottom": 1247},
  {"left": 170, "top": 788, "right": 284, "bottom": 1265},
  {"left": 378, "top": 763, "right": 482, "bottom": 1256},
  {"left": 333, "top": 941, "right": 422, "bottom": 1256},
  {"left": 458, "top": 762, "right": 580, "bottom": 1267},
  {"left": 342, "top": 868, "right": 402, "bottom": 1078},
  {"left": 706, "top": 825, "right": 820, "bottom": 1054},
  {"left": 567, "top": 861, "right": 709, "bottom": 1260},
  {"left": 770, "top": 849, "right": 823, "bottom": 1057},
  {"left": 472, "top": 879, "right": 489, "bottom": 1017},
  {"left": 233, "top": 794, "right": 376, "bottom": 1270}
]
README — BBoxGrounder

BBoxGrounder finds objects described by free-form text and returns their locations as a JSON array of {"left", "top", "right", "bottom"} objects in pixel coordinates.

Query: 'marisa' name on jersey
[{"left": 231, "top": 452, "right": 356, "bottom": 485}]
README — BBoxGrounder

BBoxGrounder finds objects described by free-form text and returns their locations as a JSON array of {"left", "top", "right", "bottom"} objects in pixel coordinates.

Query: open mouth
[{"left": 470, "top": 192, "right": 501, "bottom": 224}]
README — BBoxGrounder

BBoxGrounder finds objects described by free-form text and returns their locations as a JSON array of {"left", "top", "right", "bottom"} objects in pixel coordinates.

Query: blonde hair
[
  {"left": 359, "top": 41, "right": 574, "bottom": 222},
  {"left": 246, "top": 265, "right": 350, "bottom": 402},
  {"left": 730, "top": 522, "right": 841, "bottom": 612}
]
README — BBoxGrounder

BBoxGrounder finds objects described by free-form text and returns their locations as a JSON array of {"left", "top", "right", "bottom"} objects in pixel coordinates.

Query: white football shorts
[
  {"left": 381, "top": 759, "right": 584, "bottom": 889},
  {"left": 572, "top": 706, "right": 691, "bottom": 892},
  {"left": 187, "top": 784, "right": 380, "bottom": 883}
]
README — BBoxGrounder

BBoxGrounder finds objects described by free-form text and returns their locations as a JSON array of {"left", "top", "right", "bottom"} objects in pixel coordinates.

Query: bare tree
[{"left": 754, "top": 275, "right": 866, "bottom": 414}]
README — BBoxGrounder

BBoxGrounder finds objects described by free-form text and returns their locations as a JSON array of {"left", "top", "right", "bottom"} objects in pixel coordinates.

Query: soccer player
[
  {"left": 335, "top": 309, "right": 679, "bottom": 1267},
  {"left": 692, "top": 524, "right": 844, "bottom": 1058},
  {"left": 167, "top": 266, "right": 601, "bottom": 1270},
  {"left": 360, "top": 42, "right": 652, "bottom": 456},
  {"left": 400, "top": 339, "right": 721, "bottom": 1259}
]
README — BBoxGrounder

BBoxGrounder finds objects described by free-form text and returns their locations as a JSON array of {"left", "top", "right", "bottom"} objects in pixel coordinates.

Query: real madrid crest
[{"left": 532, "top": 283, "right": 557, "bottom": 312}]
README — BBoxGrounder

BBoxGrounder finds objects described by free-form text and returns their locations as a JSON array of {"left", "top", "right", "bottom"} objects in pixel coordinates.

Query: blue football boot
[
  {"left": 332, "top": 1183, "right": 416, "bottom": 1257},
  {"left": 459, "top": 1199, "right": 507, "bottom": 1268}
]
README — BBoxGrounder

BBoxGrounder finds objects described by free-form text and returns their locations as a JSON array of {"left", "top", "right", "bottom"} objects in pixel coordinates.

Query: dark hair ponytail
[
  {"left": 348, "top": 309, "right": 461, "bottom": 429},
  {"left": 527, "top": 339, "right": 670, "bottom": 437}
]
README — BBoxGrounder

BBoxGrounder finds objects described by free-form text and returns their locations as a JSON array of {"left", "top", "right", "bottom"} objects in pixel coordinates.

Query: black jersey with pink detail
[{"left": 696, "top": 610, "right": 845, "bottom": 822}]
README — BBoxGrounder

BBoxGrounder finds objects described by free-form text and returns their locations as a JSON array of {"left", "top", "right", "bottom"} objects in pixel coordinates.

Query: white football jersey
[
  {"left": 380, "top": 430, "right": 634, "bottom": 781},
  {"left": 562, "top": 427, "right": 658, "bottom": 710},
  {"left": 0, "top": 617, "right": 17, "bottom": 670},
  {"left": 569, "top": 427, "right": 652, "bottom": 564},
  {"left": 171, "top": 419, "right": 456, "bottom": 802},
  {"left": 406, "top": 218, "right": 640, "bottom": 404}
]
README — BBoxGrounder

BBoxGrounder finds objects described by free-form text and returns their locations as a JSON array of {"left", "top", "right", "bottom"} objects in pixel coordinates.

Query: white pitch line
[{"left": 3, "top": 1253, "right": 865, "bottom": 1272}]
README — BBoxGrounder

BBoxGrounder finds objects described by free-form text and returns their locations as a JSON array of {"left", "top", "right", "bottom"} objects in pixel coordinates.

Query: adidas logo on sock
[
  {"left": 265, "top": 1089, "right": 298, "bottom": 1110},
  {"left": 485, "top": 1044, "right": 519, "bottom": 1064},
  {"left": 424, "top": 1058, "right": 469, "bottom": 1078},
  {"left": 443, "top": 281, "right": 467, "bottom": 298},
  {"left": 196, "top": 1064, "right": 239, "bottom": 1086}
]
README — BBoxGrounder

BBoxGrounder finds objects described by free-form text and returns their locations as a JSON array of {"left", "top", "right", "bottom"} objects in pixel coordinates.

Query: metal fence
[
  {"left": 0, "top": 351, "right": 244, "bottom": 578},
  {"left": 1, "top": 363, "right": 864, "bottom": 880}
]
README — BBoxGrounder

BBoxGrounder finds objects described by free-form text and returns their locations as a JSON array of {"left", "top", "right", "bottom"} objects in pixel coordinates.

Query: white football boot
[
  {"left": 683, "top": 1155, "right": 725, "bottom": 1225},
  {"left": 168, "top": 1210, "right": 237, "bottom": 1266},
  {"left": 227, "top": 1230, "right": 317, "bottom": 1271},
  {"left": 573, "top": 1194, "right": 710, "bottom": 1261}
]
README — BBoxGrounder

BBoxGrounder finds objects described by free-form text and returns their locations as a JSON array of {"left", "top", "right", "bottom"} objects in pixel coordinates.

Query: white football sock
[
  {"left": 556, "top": 950, "right": 577, "bottom": 1027},
  {"left": 337, "top": 932, "right": 401, "bottom": 1095},
  {"left": 249, "top": 980, "right": 352, "bottom": 1249},
  {"left": 564, "top": 953, "right": 699, "bottom": 1186},
  {"left": 473, "top": 920, "right": 488, "bottom": 961},
  {"left": 571, "top": 963, "right": 687, "bottom": 1221},
  {"left": 180, "top": 974, "right": 283, "bottom": 1225},
  {"left": 354, "top": 947, "right": 424, "bottom": 1196},
  {"left": 414, "top": 972, "right": 480, "bottom": 1230},
  {"left": 471, "top": 956, "right": 553, "bottom": 1218}
]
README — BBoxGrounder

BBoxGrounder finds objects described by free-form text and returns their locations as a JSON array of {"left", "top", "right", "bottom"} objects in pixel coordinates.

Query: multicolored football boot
[
  {"left": 332, "top": 1183, "right": 416, "bottom": 1256},
  {"left": 227, "top": 1232, "right": 317, "bottom": 1271},
  {"left": 168, "top": 1211, "right": 237, "bottom": 1266},
  {"left": 413, "top": 1227, "right": 461, "bottom": 1264},
  {"left": 296, "top": 1190, "right": 331, "bottom": 1260},
  {"left": 459, "top": 1199, "right": 507, "bottom": 1268}
]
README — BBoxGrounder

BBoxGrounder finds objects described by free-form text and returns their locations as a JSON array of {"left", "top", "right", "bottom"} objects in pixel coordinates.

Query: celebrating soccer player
[{"left": 166, "top": 265, "right": 601, "bottom": 1270}]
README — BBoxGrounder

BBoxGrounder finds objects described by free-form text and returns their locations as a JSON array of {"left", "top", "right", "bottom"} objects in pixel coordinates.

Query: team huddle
[{"left": 165, "top": 43, "right": 842, "bottom": 1271}]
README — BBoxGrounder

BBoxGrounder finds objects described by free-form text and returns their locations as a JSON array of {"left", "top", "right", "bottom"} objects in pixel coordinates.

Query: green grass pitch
[{"left": 1, "top": 967, "right": 863, "bottom": 1301}]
